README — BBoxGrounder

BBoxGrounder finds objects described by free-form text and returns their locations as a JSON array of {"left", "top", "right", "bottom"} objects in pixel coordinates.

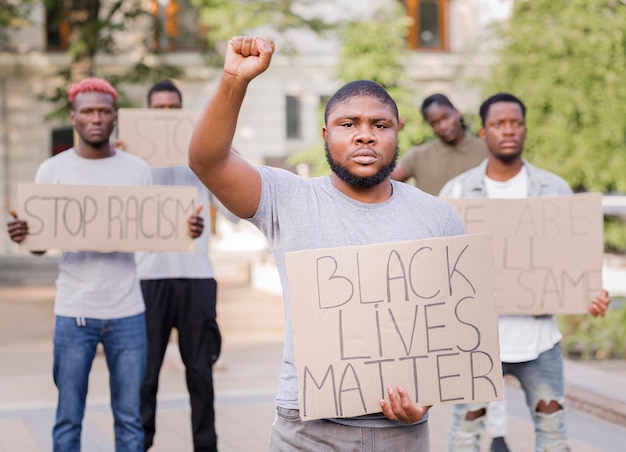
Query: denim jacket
[{"left": 439, "top": 158, "right": 573, "bottom": 199}]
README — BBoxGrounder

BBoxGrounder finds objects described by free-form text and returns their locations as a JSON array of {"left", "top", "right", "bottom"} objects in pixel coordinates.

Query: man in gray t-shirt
[{"left": 188, "top": 36, "right": 464, "bottom": 451}]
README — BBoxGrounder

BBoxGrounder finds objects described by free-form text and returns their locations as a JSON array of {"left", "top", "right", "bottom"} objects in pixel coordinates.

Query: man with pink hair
[{"left": 7, "top": 77, "right": 203, "bottom": 451}]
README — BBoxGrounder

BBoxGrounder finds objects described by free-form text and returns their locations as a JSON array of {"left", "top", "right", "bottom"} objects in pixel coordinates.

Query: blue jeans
[
  {"left": 449, "top": 343, "right": 568, "bottom": 452},
  {"left": 52, "top": 313, "right": 147, "bottom": 452}
]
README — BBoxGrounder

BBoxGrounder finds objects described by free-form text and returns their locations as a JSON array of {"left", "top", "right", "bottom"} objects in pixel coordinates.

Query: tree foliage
[
  {"left": 0, "top": 0, "right": 37, "bottom": 44},
  {"left": 484, "top": 0, "right": 626, "bottom": 193},
  {"left": 192, "top": 0, "right": 333, "bottom": 62},
  {"left": 38, "top": 0, "right": 332, "bottom": 120},
  {"left": 41, "top": 0, "right": 183, "bottom": 120},
  {"left": 288, "top": 1, "right": 432, "bottom": 176},
  {"left": 559, "top": 299, "right": 626, "bottom": 360}
]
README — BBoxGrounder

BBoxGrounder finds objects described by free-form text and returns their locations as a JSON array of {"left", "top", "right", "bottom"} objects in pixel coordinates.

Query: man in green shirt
[{"left": 391, "top": 93, "right": 486, "bottom": 195}]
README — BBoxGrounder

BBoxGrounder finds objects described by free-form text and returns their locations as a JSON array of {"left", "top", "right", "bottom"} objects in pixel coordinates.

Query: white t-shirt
[
  {"left": 484, "top": 165, "right": 529, "bottom": 199},
  {"left": 135, "top": 166, "right": 239, "bottom": 279},
  {"left": 34, "top": 148, "right": 152, "bottom": 319},
  {"left": 135, "top": 166, "right": 226, "bottom": 280},
  {"left": 484, "top": 165, "right": 563, "bottom": 362}
]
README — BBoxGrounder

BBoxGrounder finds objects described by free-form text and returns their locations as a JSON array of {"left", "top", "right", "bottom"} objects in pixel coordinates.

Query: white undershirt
[
  {"left": 484, "top": 165, "right": 563, "bottom": 362},
  {"left": 484, "top": 165, "right": 528, "bottom": 199}
]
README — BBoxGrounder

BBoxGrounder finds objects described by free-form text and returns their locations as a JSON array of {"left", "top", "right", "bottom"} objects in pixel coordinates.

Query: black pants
[{"left": 140, "top": 278, "right": 221, "bottom": 452}]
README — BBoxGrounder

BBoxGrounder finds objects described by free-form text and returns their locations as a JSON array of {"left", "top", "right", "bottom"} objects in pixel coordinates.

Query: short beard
[
  {"left": 325, "top": 143, "right": 398, "bottom": 188},
  {"left": 496, "top": 151, "right": 522, "bottom": 164}
]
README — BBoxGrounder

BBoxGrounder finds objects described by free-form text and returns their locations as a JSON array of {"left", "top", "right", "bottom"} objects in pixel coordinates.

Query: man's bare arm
[{"left": 189, "top": 36, "right": 275, "bottom": 219}]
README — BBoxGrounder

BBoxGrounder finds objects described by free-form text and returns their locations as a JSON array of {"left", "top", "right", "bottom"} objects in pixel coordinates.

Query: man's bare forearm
[{"left": 189, "top": 73, "right": 249, "bottom": 177}]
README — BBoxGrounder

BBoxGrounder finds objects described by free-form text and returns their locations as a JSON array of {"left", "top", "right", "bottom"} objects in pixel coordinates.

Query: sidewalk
[
  {"left": 0, "top": 282, "right": 284, "bottom": 452},
  {"left": 3, "top": 239, "right": 626, "bottom": 451},
  {"left": 1, "top": 280, "right": 626, "bottom": 451}
]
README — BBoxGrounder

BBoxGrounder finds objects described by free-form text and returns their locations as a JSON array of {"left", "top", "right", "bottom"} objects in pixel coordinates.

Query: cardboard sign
[
  {"left": 443, "top": 193, "right": 603, "bottom": 315},
  {"left": 16, "top": 183, "right": 197, "bottom": 252},
  {"left": 286, "top": 233, "right": 502, "bottom": 421},
  {"left": 117, "top": 108, "right": 200, "bottom": 166}
]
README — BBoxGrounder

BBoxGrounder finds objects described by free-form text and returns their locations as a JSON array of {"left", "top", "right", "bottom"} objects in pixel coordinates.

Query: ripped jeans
[{"left": 449, "top": 342, "right": 569, "bottom": 452}]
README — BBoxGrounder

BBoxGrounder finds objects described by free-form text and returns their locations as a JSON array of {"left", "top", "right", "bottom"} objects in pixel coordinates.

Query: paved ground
[{"left": 1, "top": 280, "right": 626, "bottom": 452}]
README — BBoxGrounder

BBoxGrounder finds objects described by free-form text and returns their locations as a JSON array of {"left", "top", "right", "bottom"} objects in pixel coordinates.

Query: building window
[
  {"left": 45, "top": 1, "right": 203, "bottom": 52},
  {"left": 149, "top": 0, "right": 204, "bottom": 51},
  {"left": 286, "top": 95, "right": 302, "bottom": 139},
  {"left": 45, "top": 5, "right": 70, "bottom": 51},
  {"left": 404, "top": 0, "right": 449, "bottom": 51},
  {"left": 51, "top": 126, "right": 74, "bottom": 156}
]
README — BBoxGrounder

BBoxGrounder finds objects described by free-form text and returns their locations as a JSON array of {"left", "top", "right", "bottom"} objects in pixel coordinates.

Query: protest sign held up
[
  {"left": 117, "top": 108, "right": 200, "bottom": 166},
  {"left": 17, "top": 183, "right": 196, "bottom": 252},
  {"left": 443, "top": 193, "right": 603, "bottom": 315},
  {"left": 286, "top": 233, "right": 501, "bottom": 421}
]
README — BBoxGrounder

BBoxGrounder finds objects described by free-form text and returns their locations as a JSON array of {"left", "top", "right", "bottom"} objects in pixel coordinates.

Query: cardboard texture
[
  {"left": 286, "top": 233, "right": 502, "bottom": 421},
  {"left": 117, "top": 108, "right": 200, "bottom": 166},
  {"left": 17, "top": 183, "right": 196, "bottom": 252},
  {"left": 443, "top": 193, "right": 603, "bottom": 315}
]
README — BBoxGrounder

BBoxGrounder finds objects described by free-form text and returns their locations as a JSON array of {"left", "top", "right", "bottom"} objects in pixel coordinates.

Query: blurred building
[{"left": 0, "top": 0, "right": 513, "bottom": 255}]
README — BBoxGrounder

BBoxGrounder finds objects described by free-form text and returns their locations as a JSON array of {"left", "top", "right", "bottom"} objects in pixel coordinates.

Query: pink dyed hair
[{"left": 68, "top": 77, "right": 118, "bottom": 104}]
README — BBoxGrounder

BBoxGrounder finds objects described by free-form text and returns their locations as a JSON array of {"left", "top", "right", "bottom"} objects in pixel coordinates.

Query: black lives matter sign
[
  {"left": 286, "top": 233, "right": 501, "bottom": 421},
  {"left": 117, "top": 108, "right": 200, "bottom": 167}
]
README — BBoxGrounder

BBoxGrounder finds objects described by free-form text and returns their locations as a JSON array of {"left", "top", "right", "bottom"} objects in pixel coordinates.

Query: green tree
[
  {"left": 192, "top": 0, "right": 332, "bottom": 62},
  {"left": 484, "top": 0, "right": 626, "bottom": 193},
  {"left": 0, "top": 0, "right": 37, "bottom": 45},
  {"left": 41, "top": 0, "right": 183, "bottom": 119},
  {"left": 288, "top": 1, "right": 432, "bottom": 176},
  {"left": 40, "top": 0, "right": 333, "bottom": 119}
]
